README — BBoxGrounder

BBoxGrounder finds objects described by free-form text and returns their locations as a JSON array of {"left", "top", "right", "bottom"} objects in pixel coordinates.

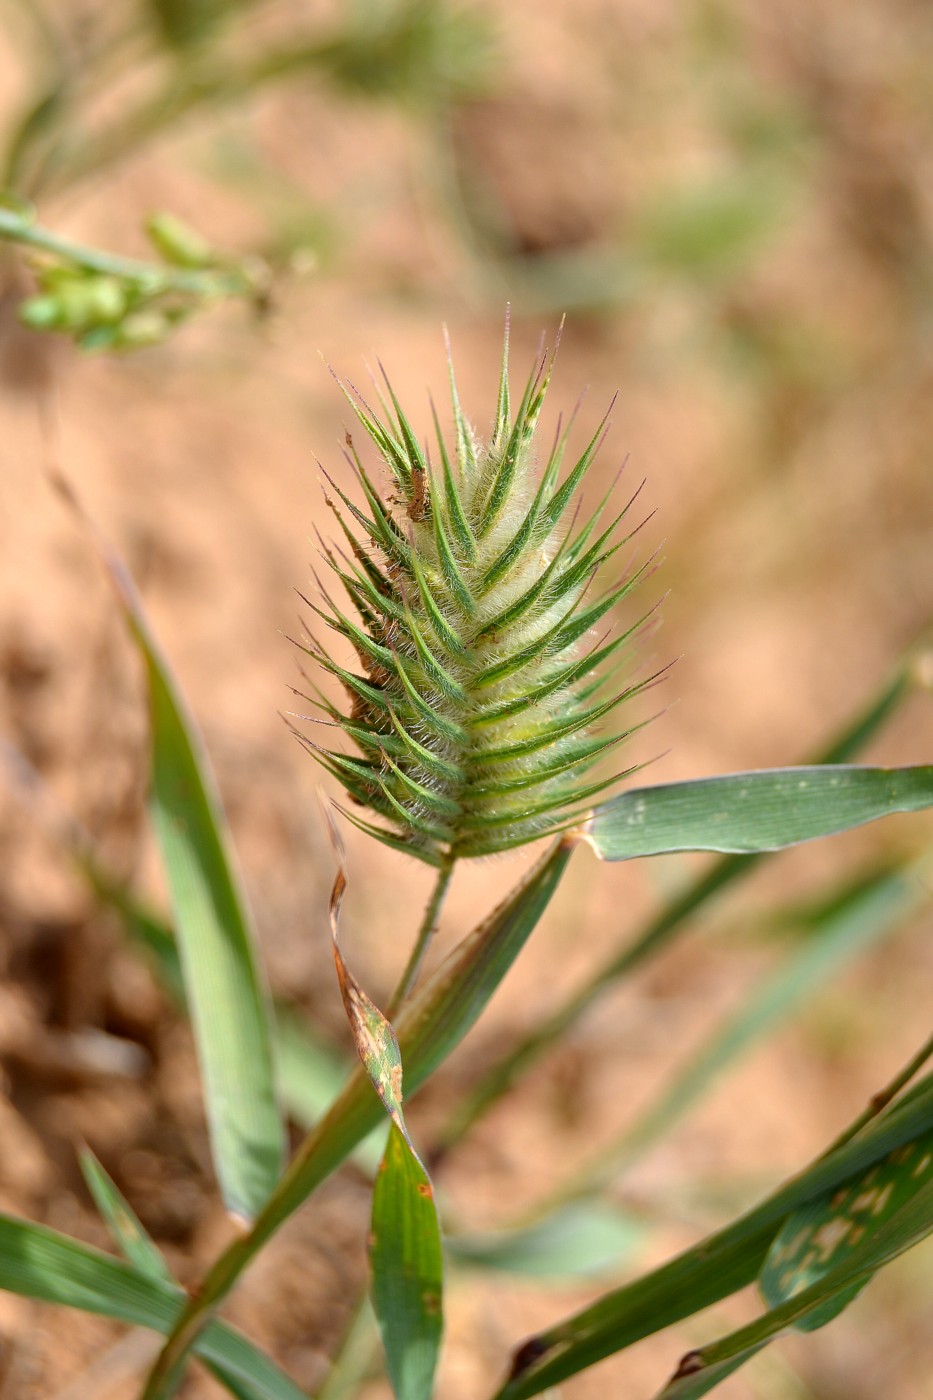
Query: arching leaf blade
[
  {"left": 51, "top": 477, "right": 284, "bottom": 1224},
  {"left": 493, "top": 1075, "right": 933, "bottom": 1399},
  {"left": 435, "top": 654, "right": 922, "bottom": 1150},
  {"left": 587, "top": 765, "right": 933, "bottom": 861},
  {"left": 447, "top": 1201, "right": 643, "bottom": 1279},
  {"left": 240, "top": 836, "right": 576, "bottom": 1245},
  {"left": 759, "top": 1123, "right": 933, "bottom": 1332},
  {"left": 79, "top": 1149, "right": 173, "bottom": 1284},
  {"left": 144, "top": 644, "right": 284, "bottom": 1222},
  {"left": 550, "top": 862, "right": 923, "bottom": 1203},
  {"left": 0, "top": 1214, "right": 308, "bottom": 1400},
  {"left": 657, "top": 1172, "right": 933, "bottom": 1400}
]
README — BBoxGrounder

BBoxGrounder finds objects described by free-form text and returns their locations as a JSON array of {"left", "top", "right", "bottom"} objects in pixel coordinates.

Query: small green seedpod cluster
[
  {"left": 18, "top": 210, "right": 264, "bottom": 351},
  {"left": 299, "top": 326, "right": 660, "bottom": 862}
]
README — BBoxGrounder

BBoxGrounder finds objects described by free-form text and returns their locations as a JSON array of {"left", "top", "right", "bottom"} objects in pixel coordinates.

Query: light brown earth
[{"left": 1, "top": 2, "right": 932, "bottom": 1398}]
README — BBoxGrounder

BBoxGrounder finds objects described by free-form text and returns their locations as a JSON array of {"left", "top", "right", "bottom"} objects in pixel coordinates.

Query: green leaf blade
[
  {"left": 0, "top": 1214, "right": 307, "bottom": 1400},
  {"left": 328, "top": 836, "right": 444, "bottom": 1400},
  {"left": 564, "top": 863, "right": 921, "bottom": 1197},
  {"left": 79, "top": 1149, "right": 173, "bottom": 1284},
  {"left": 145, "top": 654, "right": 284, "bottom": 1221},
  {"left": 588, "top": 765, "right": 933, "bottom": 861},
  {"left": 448, "top": 1202, "right": 643, "bottom": 1279},
  {"left": 759, "top": 1124, "right": 933, "bottom": 1332},
  {"left": 250, "top": 837, "right": 575, "bottom": 1244},
  {"left": 657, "top": 1169, "right": 933, "bottom": 1400},
  {"left": 55, "top": 486, "right": 284, "bottom": 1225},
  {"left": 436, "top": 652, "right": 922, "bottom": 1150},
  {"left": 493, "top": 1076, "right": 933, "bottom": 1399},
  {"left": 370, "top": 1124, "right": 444, "bottom": 1400}
]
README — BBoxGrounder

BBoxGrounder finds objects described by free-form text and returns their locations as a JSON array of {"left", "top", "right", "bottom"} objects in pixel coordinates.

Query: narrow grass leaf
[
  {"left": 235, "top": 837, "right": 575, "bottom": 1246},
  {"left": 51, "top": 476, "right": 283, "bottom": 1222},
  {"left": 657, "top": 1174, "right": 933, "bottom": 1400},
  {"left": 80, "top": 1150, "right": 173, "bottom": 1283},
  {"left": 0, "top": 1214, "right": 308, "bottom": 1400},
  {"left": 437, "top": 656, "right": 922, "bottom": 1148},
  {"left": 314, "top": 1301, "right": 381, "bottom": 1400},
  {"left": 587, "top": 765, "right": 933, "bottom": 860},
  {"left": 81, "top": 864, "right": 381, "bottom": 1164},
  {"left": 759, "top": 1123, "right": 933, "bottom": 1331},
  {"left": 447, "top": 1202, "right": 644, "bottom": 1279},
  {"left": 134, "top": 838, "right": 577, "bottom": 1394},
  {"left": 78, "top": 1151, "right": 284, "bottom": 1400},
  {"left": 0, "top": 752, "right": 364, "bottom": 1156},
  {"left": 493, "top": 1076, "right": 933, "bottom": 1399},
  {"left": 370, "top": 1124, "right": 444, "bottom": 1400},
  {"left": 145, "top": 640, "right": 283, "bottom": 1223},
  {"left": 561, "top": 864, "right": 922, "bottom": 1195},
  {"left": 325, "top": 809, "right": 444, "bottom": 1400},
  {"left": 273, "top": 1007, "right": 388, "bottom": 1173}
]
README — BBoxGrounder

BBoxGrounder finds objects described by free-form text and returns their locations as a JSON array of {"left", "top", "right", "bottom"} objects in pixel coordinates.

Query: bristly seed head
[{"left": 296, "top": 321, "right": 660, "bottom": 865}]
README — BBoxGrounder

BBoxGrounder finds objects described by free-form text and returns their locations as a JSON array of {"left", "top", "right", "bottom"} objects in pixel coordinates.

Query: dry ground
[{"left": 1, "top": 2, "right": 932, "bottom": 1397}]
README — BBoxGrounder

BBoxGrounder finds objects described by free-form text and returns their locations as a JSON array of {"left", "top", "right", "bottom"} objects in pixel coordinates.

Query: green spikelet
[{"left": 299, "top": 324, "right": 659, "bottom": 863}]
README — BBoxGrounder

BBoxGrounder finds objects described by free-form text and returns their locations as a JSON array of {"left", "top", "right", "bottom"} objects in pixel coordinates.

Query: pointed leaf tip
[{"left": 587, "top": 765, "right": 933, "bottom": 862}]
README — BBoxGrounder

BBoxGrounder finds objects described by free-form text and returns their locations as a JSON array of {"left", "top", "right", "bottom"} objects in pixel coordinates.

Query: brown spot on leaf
[
  {"left": 508, "top": 1337, "right": 549, "bottom": 1380},
  {"left": 672, "top": 1350, "right": 706, "bottom": 1379}
]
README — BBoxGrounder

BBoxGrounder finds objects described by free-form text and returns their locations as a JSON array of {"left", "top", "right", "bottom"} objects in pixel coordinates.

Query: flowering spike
[
  {"left": 493, "top": 306, "right": 511, "bottom": 449},
  {"left": 301, "top": 324, "right": 660, "bottom": 861}
]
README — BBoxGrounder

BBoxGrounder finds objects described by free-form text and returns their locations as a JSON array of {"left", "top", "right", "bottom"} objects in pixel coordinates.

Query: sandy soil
[{"left": 1, "top": 2, "right": 933, "bottom": 1397}]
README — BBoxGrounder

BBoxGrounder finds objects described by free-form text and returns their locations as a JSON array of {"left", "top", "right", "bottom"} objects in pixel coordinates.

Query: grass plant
[{"left": 2, "top": 324, "right": 933, "bottom": 1400}]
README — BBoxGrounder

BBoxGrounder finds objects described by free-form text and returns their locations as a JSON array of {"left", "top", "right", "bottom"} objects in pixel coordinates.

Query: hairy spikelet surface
[{"left": 298, "top": 326, "right": 657, "bottom": 864}]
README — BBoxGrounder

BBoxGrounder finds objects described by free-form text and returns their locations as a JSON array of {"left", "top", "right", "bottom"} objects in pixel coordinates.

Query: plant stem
[
  {"left": 139, "top": 1065, "right": 381, "bottom": 1400},
  {"left": 25, "top": 38, "right": 342, "bottom": 197},
  {"left": 140, "top": 856, "right": 459, "bottom": 1399},
  {"left": 822, "top": 1027, "right": 933, "bottom": 1158},
  {"left": 138, "top": 835, "right": 574, "bottom": 1400},
  {"left": 0, "top": 205, "right": 260, "bottom": 299},
  {"left": 388, "top": 857, "right": 455, "bottom": 1014}
]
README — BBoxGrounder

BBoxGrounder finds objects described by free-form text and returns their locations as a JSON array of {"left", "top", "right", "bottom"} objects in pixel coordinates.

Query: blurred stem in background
[
  {"left": 0, "top": 197, "right": 270, "bottom": 347},
  {"left": 2, "top": 0, "right": 496, "bottom": 199},
  {"left": 0, "top": 0, "right": 497, "bottom": 346},
  {"left": 433, "top": 639, "right": 933, "bottom": 1157}
]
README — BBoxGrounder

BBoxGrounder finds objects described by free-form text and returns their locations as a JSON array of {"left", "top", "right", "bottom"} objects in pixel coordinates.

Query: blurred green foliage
[{"left": 0, "top": 0, "right": 497, "bottom": 347}]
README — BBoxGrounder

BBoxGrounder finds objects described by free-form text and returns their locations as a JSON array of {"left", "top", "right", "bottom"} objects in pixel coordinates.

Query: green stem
[
  {"left": 0, "top": 205, "right": 259, "bottom": 299},
  {"left": 140, "top": 1064, "right": 381, "bottom": 1400},
  {"left": 388, "top": 857, "right": 455, "bottom": 1014},
  {"left": 822, "top": 1028, "right": 933, "bottom": 1158},
  {"left": 25, "top": 38, "right": 343, "bottom": 198}
]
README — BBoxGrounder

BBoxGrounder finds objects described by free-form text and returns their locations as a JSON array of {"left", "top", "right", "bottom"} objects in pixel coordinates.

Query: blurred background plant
[{"left": 0, "top": 0, "right": 932, "bottom": 1398}]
